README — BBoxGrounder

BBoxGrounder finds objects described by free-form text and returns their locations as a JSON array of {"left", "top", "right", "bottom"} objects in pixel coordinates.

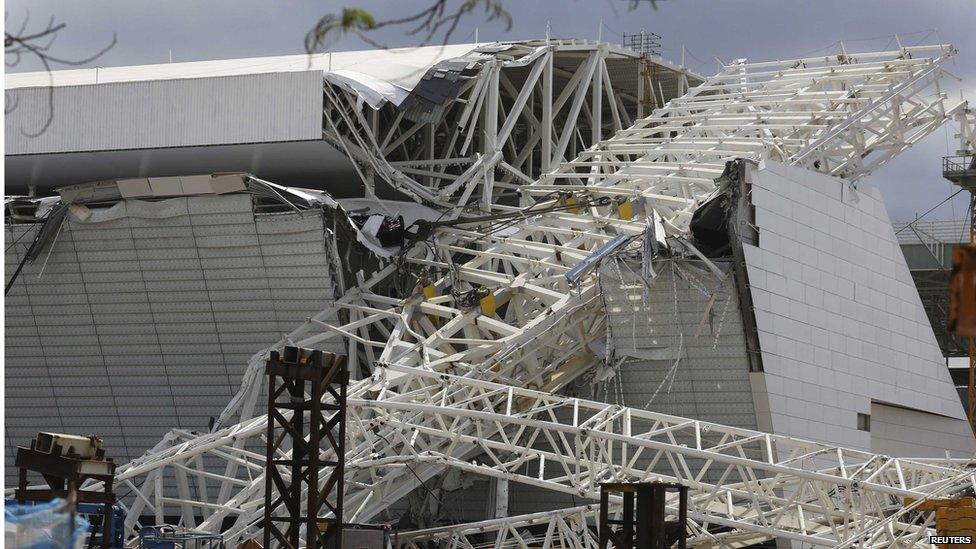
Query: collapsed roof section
[
  {"left": 9, "top": 41, "right": 975, "bottom": 545},
  {"left": 322, "top": 40, "right": 701, "bottom": 207},
  {"left": 5, "top": 40, "right": 701, "bottom": 196},
  {"left": 88, "top": 45, "right": 976, "bottom": 545}
]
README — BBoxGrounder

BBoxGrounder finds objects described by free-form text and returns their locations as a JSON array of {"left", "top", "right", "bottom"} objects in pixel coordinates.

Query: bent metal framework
[{"left": 9, "top": 41, "right": 976, "bottom": 546}]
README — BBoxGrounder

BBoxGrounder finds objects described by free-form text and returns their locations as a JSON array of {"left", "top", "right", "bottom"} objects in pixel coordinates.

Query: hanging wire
[
  {"left": 711, "top": 286, "right": 733, "bottom": 351},
  {"left": 643, "top": 262, "right": 684, "bottom": 409},
  {"left": 895, "top": 188, "right": 965, "bottom": 235}
]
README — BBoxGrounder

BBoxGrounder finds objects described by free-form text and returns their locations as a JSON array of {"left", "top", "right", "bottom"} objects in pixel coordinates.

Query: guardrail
[{"left": 944, "top": 154, "right": 976, "bottom": 176}]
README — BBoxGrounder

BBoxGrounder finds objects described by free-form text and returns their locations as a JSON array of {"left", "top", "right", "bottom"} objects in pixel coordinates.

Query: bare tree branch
[
  {"left": 305, "top": 0, "right": 665, "bottom": 56},
  {"left": 5, "top": 10, "right": 116, "bottom": 137},
  {"left": 305, "top": 0, "right": 512, "bottom": 54}
]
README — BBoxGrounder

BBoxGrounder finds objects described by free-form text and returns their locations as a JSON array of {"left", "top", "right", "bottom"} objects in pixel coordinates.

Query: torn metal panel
[
  {"left": 688, "top": 160, "right": 763, "bottom": 373},
  {"left": 397, "top": 57, "right": 482, "bottom": 124},
  {"left": 4, "top": 195, "right": 61, "bottom": 223}
]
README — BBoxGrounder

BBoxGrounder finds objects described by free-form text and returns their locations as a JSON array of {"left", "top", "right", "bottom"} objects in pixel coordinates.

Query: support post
[
  {"left": 599, "top": 482, "right": 688, "bottom": 549},
  {"left": 592, "top": 53, "right": 604, "bottom": 147},
  {"left": 493, "top": 477, "right": 509, "bottom": 519},
  {"left": 263, "top": 346, "right": 348, "bottom": 549},
  {"left": 599, "top": 487, "right": 610, "bottom": 549},
  {"left": 622, "top": 490, "right": 634, "bottom": 547},
  {"left": 483, "top": 62, "right": 500, "bottom": 211},
  {"left": 541, "top": 49, "right": 553, "bottom": 174}
]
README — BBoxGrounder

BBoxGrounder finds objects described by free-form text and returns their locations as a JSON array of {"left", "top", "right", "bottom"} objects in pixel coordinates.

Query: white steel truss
[
  {"left": 65, "top": 44, "right": 975, "bottom": 546},
  {"left": 321, "top": 40, "right": 695, "bottom": 209}
]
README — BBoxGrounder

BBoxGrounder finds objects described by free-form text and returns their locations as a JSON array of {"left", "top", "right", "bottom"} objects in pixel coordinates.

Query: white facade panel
[
  {"left": 6, "top": 71, "right": 323, "bottom": 155},
  {"left": 745, "top": 161, "right": 971, "bottom": 454}
]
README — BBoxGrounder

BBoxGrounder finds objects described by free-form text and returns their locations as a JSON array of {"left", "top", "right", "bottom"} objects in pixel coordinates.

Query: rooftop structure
[{"left": 5, "top": 40, "right": 699, "bottom": 197}]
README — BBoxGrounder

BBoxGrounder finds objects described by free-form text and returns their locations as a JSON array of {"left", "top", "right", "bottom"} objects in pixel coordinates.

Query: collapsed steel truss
[
  {"left": 70, "top": 43, "right": 976, "bottom": 546},
  {"left": 321, "top": 40, "right": 693, "bottom": 208}
]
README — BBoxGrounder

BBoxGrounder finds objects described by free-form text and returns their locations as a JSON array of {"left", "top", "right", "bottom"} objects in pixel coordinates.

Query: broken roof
[{"left": 4, "top": 40, "right": 699, "bottom": 107}]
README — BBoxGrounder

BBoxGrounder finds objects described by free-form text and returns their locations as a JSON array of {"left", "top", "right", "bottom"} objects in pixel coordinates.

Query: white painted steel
[{"left": 61, "top": 45, "right": 975, "bottom": 546}]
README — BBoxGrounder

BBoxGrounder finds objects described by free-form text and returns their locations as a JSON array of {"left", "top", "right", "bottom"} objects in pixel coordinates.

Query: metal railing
[{"left": 944, "top": 154, "right": 976, "bottom": 176}]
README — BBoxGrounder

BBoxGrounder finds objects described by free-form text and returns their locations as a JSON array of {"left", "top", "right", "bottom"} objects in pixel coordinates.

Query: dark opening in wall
[
  {"left": 857, "top": 413, "right": 871, "bottom": 432},
  {"left": 689, "top": 190, "right": 732, "bottom": 258}
]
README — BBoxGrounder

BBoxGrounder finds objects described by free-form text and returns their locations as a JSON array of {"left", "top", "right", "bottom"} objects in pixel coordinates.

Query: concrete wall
[
  {"left": 4, "top": 194, "right": 340, "bottom": 485},
  {"left": 744, "top": 160, "right": 971, "bottom": 454}
]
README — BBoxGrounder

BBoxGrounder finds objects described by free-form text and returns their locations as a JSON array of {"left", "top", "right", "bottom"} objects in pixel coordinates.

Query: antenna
[{"left": 622, "top": 29, "right": 661, "bottom": 56}]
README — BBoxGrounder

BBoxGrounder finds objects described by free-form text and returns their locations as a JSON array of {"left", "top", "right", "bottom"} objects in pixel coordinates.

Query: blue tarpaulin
[{"left": 5, "top": 498, "right": 90, "bottom": 549}]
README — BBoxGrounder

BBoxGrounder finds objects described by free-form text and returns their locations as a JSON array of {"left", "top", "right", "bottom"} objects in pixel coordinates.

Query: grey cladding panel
[
  {"left": 511, "top": 260, "right": 760, "bottom": 516},
  {"left": 4, "top": 194, "right": 340, "bottom": 486},
  {"left": 7, "top": 71, "right": 323, "bottom": 155}
]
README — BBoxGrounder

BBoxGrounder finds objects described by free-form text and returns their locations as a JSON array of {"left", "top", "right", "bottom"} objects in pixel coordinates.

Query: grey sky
[{"left": 6, "top": 0, "right": 975, "bottom": 222}]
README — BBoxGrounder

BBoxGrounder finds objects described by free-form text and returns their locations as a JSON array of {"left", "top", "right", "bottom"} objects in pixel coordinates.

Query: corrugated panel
[
  {"left": 6, "top": 71, "right": 323, "bottom": 155},
  {"left": 4, "top": 194, "right": 341, "bottom": 486},
  {"left": 892, "top": 219, "right": 969, "bottom": 245},
  {"left": 510, "top": 259, "right": 759, "bottom": 516},
  {"left": 598, "top": 260, "right": 757, "bottom": 429}
]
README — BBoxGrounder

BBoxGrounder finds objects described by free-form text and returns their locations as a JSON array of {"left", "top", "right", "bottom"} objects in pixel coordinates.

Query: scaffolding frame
[{"left": 263, "top": 347, "right": 348, "bottom": 549}]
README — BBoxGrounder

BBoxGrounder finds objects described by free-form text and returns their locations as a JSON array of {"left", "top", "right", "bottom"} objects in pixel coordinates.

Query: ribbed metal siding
[
  {"left": 4, "top": 194, "right": 340, "bottom": 486},
  {"left": 509, "top": 260, "right": 759, "bottom": 515},
  {"left": 598, "top": 262, "right": 758, "bottom": 427},
  {"left": 6, "top": 71, "right": 323, "bottom": 155}
]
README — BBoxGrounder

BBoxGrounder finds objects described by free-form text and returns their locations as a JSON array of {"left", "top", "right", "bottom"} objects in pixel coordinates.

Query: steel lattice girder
[
  {"left": 73, "top": 44, "right": 975, "bottom": 546},
  {"left": 320, "top": 40, "right": 694, "bottom": 209},
  {"left": 348, "top": 365, "right": 974, "bottom": 547},
  {"left": 106, "top": 358, "right": 972, "bottom": 545}
]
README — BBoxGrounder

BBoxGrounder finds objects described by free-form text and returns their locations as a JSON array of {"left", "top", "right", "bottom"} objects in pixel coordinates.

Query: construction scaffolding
[
  {"left": 263, "top": 348, "right": 348, "bottom": 549},
  {"left": 944, "top": 106, "right": 976, "bottom": 435},
  {"left": 15, "top": 434, "right": 116, "bottom": 549},
  {"left": 599, "top": 482, "right": 688, "bottom": 549}
]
